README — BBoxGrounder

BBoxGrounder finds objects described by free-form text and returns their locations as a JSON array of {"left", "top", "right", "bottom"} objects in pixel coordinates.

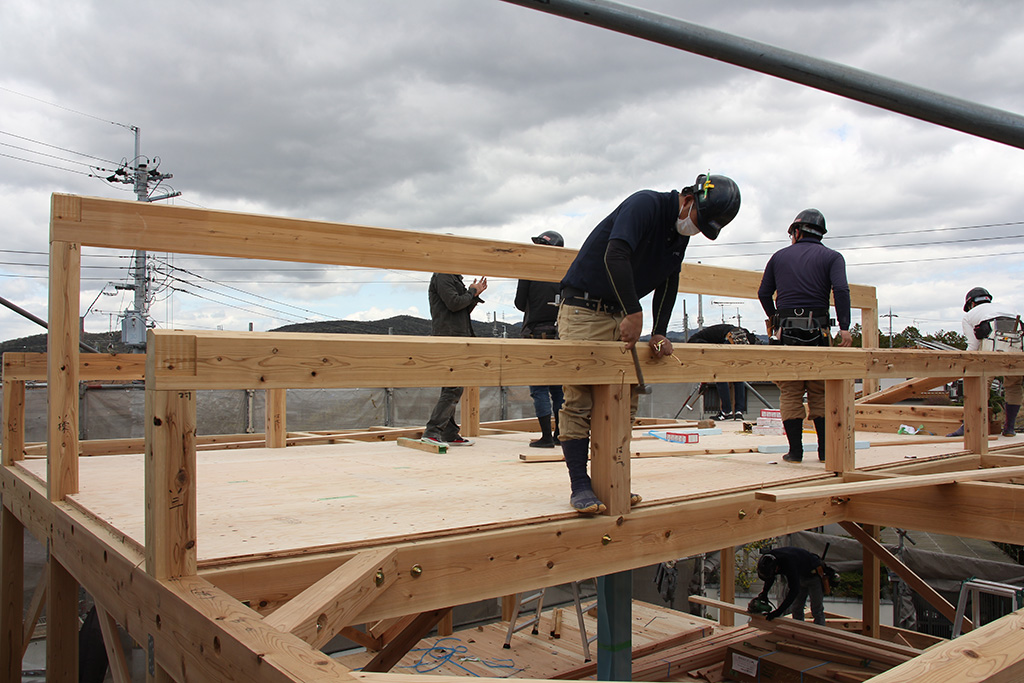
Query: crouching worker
[{"left": 752, "top": 546, "right": 837, "bottom": 625}]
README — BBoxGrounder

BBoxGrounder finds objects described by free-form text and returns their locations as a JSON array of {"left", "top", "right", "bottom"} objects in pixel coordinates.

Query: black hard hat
[
  {"left": 531, "top": 230, "right": 564, "bottom": 247},
  {"left": 689, "top": 173, "right": 741, "bottom": 241},
  {"left": 789, "top": 209, "right": 826, "bottom": 236},
  {"left": 964, "top": 286, "right": 992, "bottom": 312},
  {"left": 756, "top": 554, "right": 777, "bottom": 582}
]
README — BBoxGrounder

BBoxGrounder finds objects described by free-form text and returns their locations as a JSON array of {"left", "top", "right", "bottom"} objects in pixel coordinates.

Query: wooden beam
[
  {"left": 396, "top": 437, "right": 446, "bottom": 454},
  {"left": 95, "top": 604, "right": 131, "bottom": 683},
  {"left": 867, "top": 607, "right": 1024, "bottom": 682},
  {"left": 361, "top": 607, "right": 452, "bottom": 673},
  {"left": 857, "top": 376, "right": 958, "bottom": 405},
  {"left": 847, "top": 480, "right": 1024, "bottom": 545},
  {"left": 590, "top": 383, "right": 632, "bottom": 515},
  {"left": 145, "top": 329, "right": 1024, "bottom": 391},
  {"left": 144, "top": 387, "right": 198, "bottom": 580},
  {"left": 838, "top": 521, "right": 972, "bottom": 631},
  {"left": 825, "top": 378, "right": 856, "bottom": 473},
  {"left": 47, "top": 239, "right": 80, "bottom": 500},
  {"left": 265, "top": 388, "right": 287, "bottom": 448},
  {"left": 264, "top": 548, "right": 398, "bottom": 650},
  {"left": 754, "top": 464, "right": 1024, "bottom": 503},
  {"left": 3, "top": 351, "right": 146, "bottom": 382},
  {"left": 203, "top": 490, "right": 847, "bottom": 624}
]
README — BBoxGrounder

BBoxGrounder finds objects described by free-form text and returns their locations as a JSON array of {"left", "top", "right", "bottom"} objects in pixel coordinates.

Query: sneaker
[
  {"left": 421, "top": 436, "right": 448, "bottom": 447},
  {"left": 732, "top": 412, "right": 745, "bottom": 420},
  {"left": 713, "top": 411, "right": 729, "bottom": 421},
  {"left": 782, "top": 453, "right": 803, "bottom": 463},
  {"left": 448, "top": 435, "right": 474, "bottom": 446}
]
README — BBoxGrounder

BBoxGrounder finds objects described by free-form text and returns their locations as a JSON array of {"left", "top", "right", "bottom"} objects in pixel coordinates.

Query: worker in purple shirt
[{"left": 758, "top": 209, "right": 852, "bottom": 463}]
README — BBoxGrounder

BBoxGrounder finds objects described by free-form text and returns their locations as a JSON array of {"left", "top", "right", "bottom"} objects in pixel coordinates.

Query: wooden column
[
  {"left": 596, "top": 571, "right": 631, "bottom": 681},
  {"left": 47, "top": 560, "right": 79, "bottom": 683},
  {"left": 47, "top": 239, "right": 81, "bottom": 500},
  {"left": 3, "top": 379, "right": 26, "bottom": 464},
  {"left": 590, "top": 383, "right": 631, "bottom": 515},
  {"left": 860, "top": 303, "right": 880, "bottom": 397},
  {"left": 963, "top": 375, "right": 988, "bottom": 455},
  {"left": 824, "top": 378, "right": 856, "bottom": 473},
  {"left": 719, "top": 547, "right": 736, "bottom": 627},
  {"left": 0, "top": 506, "right": 24, "bottom": 683},
  {"left": 265, "top": 388, "right": 287, "bottom": 448},
  {"left": 462, "top": 386, "right": 480, "bottom": 437},
  {"left": 145, "top": 389, "right": 198, "bottom": 580},
  {"left": 861, "top": 524, "right": 881, "bottom": 638}
]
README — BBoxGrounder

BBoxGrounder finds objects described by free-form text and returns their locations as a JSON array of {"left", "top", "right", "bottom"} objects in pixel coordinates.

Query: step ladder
[
  {"left": 503, "top": 579, "right": 599, "bottom": 661},
  {"left": 952, "top": 578, "right": 1022, "bottom": 637}
]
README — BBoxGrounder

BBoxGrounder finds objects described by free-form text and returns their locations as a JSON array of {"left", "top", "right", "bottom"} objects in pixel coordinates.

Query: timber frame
[{"left": 2, "top": 193, "right": 1024, "bottom": 682}]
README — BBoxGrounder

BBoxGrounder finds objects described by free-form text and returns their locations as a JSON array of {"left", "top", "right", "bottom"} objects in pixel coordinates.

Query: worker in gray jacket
[{"left": 421, "top": 273, "right": 488, "bottom": 446}]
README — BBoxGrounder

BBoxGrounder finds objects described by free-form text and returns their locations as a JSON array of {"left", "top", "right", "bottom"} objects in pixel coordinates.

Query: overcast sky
[{"left": 2, "top": 0, "right": 1023, "bottom": 343}]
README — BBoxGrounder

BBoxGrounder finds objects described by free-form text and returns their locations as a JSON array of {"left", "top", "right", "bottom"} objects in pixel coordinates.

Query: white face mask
[{"left": 676, "top": 215, "right": 700, "bottom": 236}]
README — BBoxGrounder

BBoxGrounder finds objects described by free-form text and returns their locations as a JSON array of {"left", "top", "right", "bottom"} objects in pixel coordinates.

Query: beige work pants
[{"left": 776, "top": 379, "right": 825, "bottom": 422}]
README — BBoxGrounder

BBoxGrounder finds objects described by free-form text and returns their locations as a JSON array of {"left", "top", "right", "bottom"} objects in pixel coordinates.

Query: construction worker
[
  {"left": 754, "top": 546, "right": 832, "bottom": 625},
  {"left": 686, "top": 324, "right": 759, "bottom": 420},
  {"left": 758, "top": 209, "right": 852, "bottom": 463},
  {"left": 421, "top": 272, "right": 488, "bottom": 447},
  {"left": 515, "top": 230, "right": 565, "bottom": 448},
  {"left": 948, "top": 287, "right": 1023, "bottom": 437},
  {"left": 557, "top": 173, "right": 742, "bottom": 513}
]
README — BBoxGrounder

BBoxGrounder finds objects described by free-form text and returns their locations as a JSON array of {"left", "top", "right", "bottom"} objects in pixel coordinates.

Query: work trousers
[
  {"left": 557, "top": 303, "right": 639, "bottom": 441},
  {"left": 530, "top": 384, "right": 564, "bottom": 418},
  {"left": 1004, "top": 375, "right": 1024, "bottom": 406},
  {"left": 776, "top": 379, "right": 825, "bottom": 422},
  {"left": 423, "top": 386, "right": 464, "bottom": 441},
  {"left": 791, "top": 575, "right": 826, "bottom": 625}
]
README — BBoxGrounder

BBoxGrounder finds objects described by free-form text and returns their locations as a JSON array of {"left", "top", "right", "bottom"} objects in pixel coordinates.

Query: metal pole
[
  {"left": 0, "top": 295, "right": 100, "bottom": 354},
  {"left": 499, "top": 0, "right": 1024, "bottom": 150}
]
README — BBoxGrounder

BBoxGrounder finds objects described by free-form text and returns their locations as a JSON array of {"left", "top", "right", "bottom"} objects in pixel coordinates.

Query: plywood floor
[{"left": 17, "top": 423, "right": 983, "bottom": 564}]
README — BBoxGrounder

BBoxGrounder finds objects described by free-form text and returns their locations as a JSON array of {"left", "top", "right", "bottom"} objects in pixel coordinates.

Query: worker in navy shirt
[
  {"left": 557, "top": 173, "right": 741, "bottom": 513},
  {"left": 758, "top": 209, "right": 851, "bottom": 463},
  {"left": 754, "top": 546, "right": 830, "bottom": 624}
]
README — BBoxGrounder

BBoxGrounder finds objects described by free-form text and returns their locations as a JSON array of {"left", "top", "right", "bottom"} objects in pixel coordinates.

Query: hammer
[{"left": 630, "top": 346, "right": 653, "bottom": 394}]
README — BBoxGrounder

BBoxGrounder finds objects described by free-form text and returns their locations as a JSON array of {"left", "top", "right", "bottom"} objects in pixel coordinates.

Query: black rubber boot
[
  {"left": 530, "top": 414, "right": 556, "bottom": 448},
  {"left": 561, "top": 438, "right": 605, "bottom": 514},
  {"left": 1004, "top": 404, "right": 1021, "bottom": 437},
  {"left": 782, "top": 418, "right": 804, "bottom": 462},
  {"left": 813, "top": 417, "right": 826, "bottom": 461}
]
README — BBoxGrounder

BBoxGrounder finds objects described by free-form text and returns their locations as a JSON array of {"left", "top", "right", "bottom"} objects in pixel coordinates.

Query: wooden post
[
  {"left": 0, "top": 506, "right": 24, "bottom": 683},
  {"left": 3, "top": 379, "right": 26, "bottom": 464},
  {"left": 145, "top": 388, "right": 198, "bottom": 580},
  {"left": 501, "top": 594, "right": 516, "bottom": 622},
  {"left": 861, "top": 524, "right": 881, "bottom": 639},
  {"left": 265, "top": 388, "right": 287, "bottom": 448},
  {"left": 963, "top": 375, "right": 988, "bottom": 455},
  {"left": 860, "top": 301, "right": 880, "bottom": 397},
  {"left": 824, "top": 378, "right": 856, "bottom": 473},
  {"left": 47, "top": 560, "right": 79, "bottom": 683},
  {"left": 719, "top": 546, "right": 736, "bottom": 627},
  {"left": 462, "top": 386, "right": 480, "bottom": 437},
  {"left": 590, "top": 383, "right": 631, "bottom": 515},
  {"left": 48, "top": 239, "right": 81, "bottom": 500}
]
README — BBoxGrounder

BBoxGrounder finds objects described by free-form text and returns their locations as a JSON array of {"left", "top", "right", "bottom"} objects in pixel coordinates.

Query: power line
[
  {"left": 0, "top": 129, "right": 120, "bottom": 165},
  {"left": 0, "top": 86, "right": 133, "bottom": 130}
]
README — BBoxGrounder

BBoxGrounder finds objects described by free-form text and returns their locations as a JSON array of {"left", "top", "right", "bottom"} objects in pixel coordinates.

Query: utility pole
[
  {"left": 712, "top": 301, "right": 743, "bottom": 324},
  {"left": 881, "top": 307, "right": 898, "bottom": 348},
  {"left": 109, "top": 126, "right": 180, "bottom": 349}
]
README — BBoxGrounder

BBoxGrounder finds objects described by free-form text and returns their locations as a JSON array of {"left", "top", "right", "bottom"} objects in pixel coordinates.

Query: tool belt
[
  {"left": 523, "top": 323, "right": 558, "bottom": 340},
  {"left": 775, "top": 308, "right": 831, "bottom": 347},
  {"left": 561, "top": 287, "right": 622, "bottom": 315},
  {"left": 975, "top": 316, "right": 1023, "bottom": 352}
]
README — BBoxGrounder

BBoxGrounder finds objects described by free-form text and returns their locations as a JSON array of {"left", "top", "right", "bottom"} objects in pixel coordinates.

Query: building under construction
[{"left": 5, "top": 2, "right": 1024, "bottom": 681}]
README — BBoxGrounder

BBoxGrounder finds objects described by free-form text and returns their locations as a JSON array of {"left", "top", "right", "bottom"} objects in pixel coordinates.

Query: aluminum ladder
[{"left": 503, "top": 579, "right": 598, "bottom": 661}]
